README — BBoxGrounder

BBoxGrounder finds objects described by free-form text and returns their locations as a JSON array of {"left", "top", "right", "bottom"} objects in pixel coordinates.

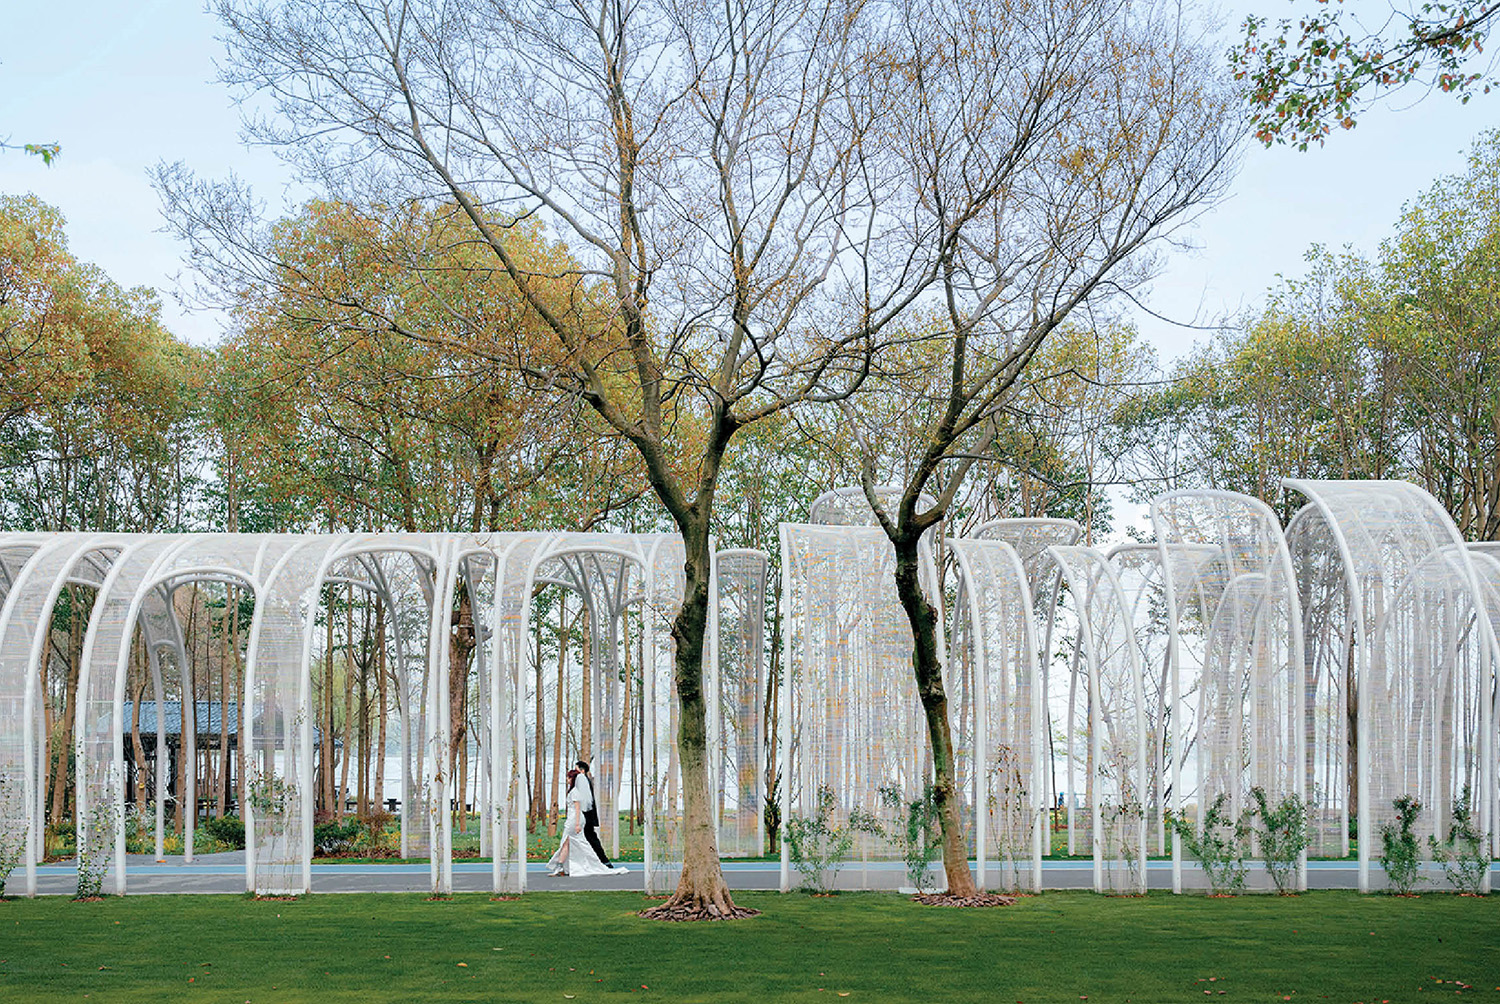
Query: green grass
[{"left": 1, "top": 891, "right": 1495, "bottom": 1002}]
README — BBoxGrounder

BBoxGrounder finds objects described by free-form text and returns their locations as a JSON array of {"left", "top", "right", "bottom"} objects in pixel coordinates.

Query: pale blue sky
[{"left": 1, "top": 0, "right": 1494, "bottom": 358}]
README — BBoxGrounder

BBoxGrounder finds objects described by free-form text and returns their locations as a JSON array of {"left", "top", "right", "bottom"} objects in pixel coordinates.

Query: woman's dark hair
[{"left": 566, "top": 768, "right": 580, "bottom": 791}]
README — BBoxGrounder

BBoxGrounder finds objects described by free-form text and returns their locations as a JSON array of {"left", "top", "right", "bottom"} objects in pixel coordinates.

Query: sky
[{"left": 1, "top": 0, "right": 1495, "bottom": 362}]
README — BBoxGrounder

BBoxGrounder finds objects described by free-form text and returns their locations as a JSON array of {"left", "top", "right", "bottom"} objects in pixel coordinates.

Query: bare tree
[
  {"left": 166, "top": 0, "right": 944, "bottom": 918},
  {"left": 836, "top": 0, "right": 1239, "bottom": 897}
]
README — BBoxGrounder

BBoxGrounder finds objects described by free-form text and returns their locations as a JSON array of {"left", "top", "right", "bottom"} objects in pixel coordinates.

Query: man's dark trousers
[{"left": 583, "top": 783, "right": 612, "bottom": 867}]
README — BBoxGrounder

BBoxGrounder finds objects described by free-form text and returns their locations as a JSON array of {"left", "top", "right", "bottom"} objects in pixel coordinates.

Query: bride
[{"left": 547, "top": 769, "right": 627, "bottom": 877}]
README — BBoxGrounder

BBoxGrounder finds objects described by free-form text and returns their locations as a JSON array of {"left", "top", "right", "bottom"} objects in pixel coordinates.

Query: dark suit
[{"left": 580, "top": 774, "right": 612, "bottom": 867}]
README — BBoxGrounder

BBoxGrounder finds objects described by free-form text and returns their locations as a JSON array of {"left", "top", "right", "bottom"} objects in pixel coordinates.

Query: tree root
[
  {"left": 639, "top": 888, "right": 759, "bottom": 922},
  {"left": 911, "top": 892, "right": 1016, "bottom": 908}
]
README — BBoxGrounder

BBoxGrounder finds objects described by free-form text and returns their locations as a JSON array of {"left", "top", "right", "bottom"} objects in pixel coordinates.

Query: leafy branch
[
  {"left": 1233, "top": 0, "right": 1500, "bottom": 149},
  {"left": 1, "top": 140, "right": 61, "bottom": 165}
]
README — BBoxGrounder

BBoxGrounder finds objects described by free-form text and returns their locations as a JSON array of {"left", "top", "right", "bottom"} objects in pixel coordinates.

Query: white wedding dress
[{"left": 547, "top": 777, "right": 627, "bottom": 877}]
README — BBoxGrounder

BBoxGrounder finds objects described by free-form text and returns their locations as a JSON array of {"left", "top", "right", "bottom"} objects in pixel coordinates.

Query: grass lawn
[{"left": 2, "top": 891, "right": 1496, "bottom": 1002}]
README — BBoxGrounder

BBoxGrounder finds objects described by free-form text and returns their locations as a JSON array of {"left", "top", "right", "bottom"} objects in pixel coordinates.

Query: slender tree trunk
[
  {"left": 764, "top": 589, "right": 782, "bottom": 854},
  {"left": 340, "top": 587, "right": 355, "bottom": 818},
  {"left": 616, "top": 623, "right": 632, "bottom": 835},
  {"left": 40, "top": 612, "right": 54, "bottom": 822},
  {"left": 51, "top": 586, "right": 84, "bottom": 824},
  {"left": 449, "top": 591, "right": 473, "bottom": 833},
  {"left": 358, "top": 602, "right": 370, "bottom": 818},
  {"left": 130, "top": 672, "right": 148, "bottom": 810},
  {"left": 323, "top": 592, "right": 336, "bottom": 815},
  {"left": 375, "top": 599, "right": 388, "bottom": 813},
  {"left": 549, "top": 593, "right": 566, "bottom": 837},
  {"left": 637, "top": 623, "right": 645, "bottom": 829},
  {"left": 580, "top": 603, "right": 592, "bottom": 764},
  {"left": 532, "top": 620, "right": 546, "bottom": 826},
  {"left": 212, "top": 592, "right": 229, "bottom": 816},
  {"left": 234, "top": 588, "right": 246, "bottom": 817},
  {"left": 177, "top": 602, "right": 196, "bottom": 835},
  {"left": 892, "top": 534, "right": 977, "bottom": 898}
]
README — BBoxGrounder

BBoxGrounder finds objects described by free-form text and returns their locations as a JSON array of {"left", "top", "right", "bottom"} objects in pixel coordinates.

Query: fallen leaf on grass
[{"left": 457, "top": 962, "right": 468, "bottom": 967}]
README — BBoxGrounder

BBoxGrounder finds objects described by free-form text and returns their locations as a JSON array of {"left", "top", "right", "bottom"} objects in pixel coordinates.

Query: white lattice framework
[
  {"left": 1106, "top": 543, "right": 1172, "bottom": 858},
  {"left": 1152, "top": 490, "right": 1308, "bottom": 893},
  {"left": 1284, "top": 480, "right": 1497, "bottom": 892},
  {"left": 778, "top": 488, "right": 946, "bottom": 891},
  {"left": 0, "top": 530, "right": 763, "bottom": 897},
  {"left": 962, "top": 520, "right": 1082, "bottom": 848},
  {"left": 1284, "top": 504, "right": 1352, "bottom": 857},
  {"left": 1045, "top": 545, "right": 1149, "bottom": 893},
  {"left": 5, "top": 478, "right": 1496, "bottom": 899},
  {"left": 714, "top": 549, "right": 768, "bottom": 858},
  {"left": 949, "top": 536, "right": 1044, "bottom": 891}
]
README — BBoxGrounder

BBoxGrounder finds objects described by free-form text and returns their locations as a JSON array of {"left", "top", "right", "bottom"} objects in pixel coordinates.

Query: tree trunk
[
  {"left": 615, "top": 623, "right": 632, "bottom": 837},
  {"left": 580, "top": 604, "right": 592, "bottom": 763},
  {"left": 340, "top": 587, "right": 355, "bottom": 818},
  {"left": 213, "top": 590, "right": 230, "bottom": 816},
  {"left": 358, "top": 601, "right": 370, "bottom": 818},
  {"left": 177, "top": 603, "right": 196, "bottom": 836},
  {"left": 644, "top": 511, "right": 744, "bottom": 918},
  {"left": 39, "top": 609, "right": 54, "bottom": 823},
  {"left": 532, "top": 618, "right": 546, "bottom": 827},
  {"left": 549, "top": 593, "right": 566, "bottom": 837},
  {"left": 323, "top": 591, "right": 336, "bottom": 815},
  {"left": 892, "top": 535, "right": 977, "bottom": 898},
  {"left": 234, "top": 589, "right": 246, "bottom": 817},
  {"left": 375, "top": 598, "right": 388, "bottom": 814},
  {"left": 449, "top": 590, "right": 473, "bottom": 833},
  {"left": 51, "top": 586, "right": 84, "bottom": 825},
  {"left": 130, "top": 672, "right": 148, "bottom": 810},
  {"left": 764, "top": 586, "right": 783, "bottom": 855}
]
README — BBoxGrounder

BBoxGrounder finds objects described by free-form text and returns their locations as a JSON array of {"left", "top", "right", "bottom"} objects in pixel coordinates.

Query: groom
[{"left": 575, "top": 760, "right": 618, "bottom": 870}]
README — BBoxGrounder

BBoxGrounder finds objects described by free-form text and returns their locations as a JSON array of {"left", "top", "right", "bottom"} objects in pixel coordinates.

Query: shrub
[
  {"left": 45, "top": 820, "right": 76, "bottom": 858},
  {"left": 1380, "top": 795, "right": 1423, "bottom": 895},
  {"left": 313, "top": 817, "right": 362, "bottom": 857},
  {"left": 872, "top": 782, "right": 943, "bottom": 893},
  {"left": 0, "top": 773, "right": 24, "bottom": 896},
  {"left": 783, "top": 784, "right": 855, "bottom": 894},
  {"left": 123, "top": 802, "right": 155, "bottom": 854},
  {"left": 1168, "top": 794, "right": 1250, "bottom": 894},
  {"left": 200, "top": 814, "right": 246, "bottom": 850},
  {"left": 353, "top": 812, "right": 400, "bottom": 858},
  {"left": 76, "top": 799, "right": 119, "bottom": 899},
  {"left": 1250, "top": 787, "right": 1310, "bottom": 894},
  {"left": 1428, "top": 787, "right": 1486, "bottom": 895}
]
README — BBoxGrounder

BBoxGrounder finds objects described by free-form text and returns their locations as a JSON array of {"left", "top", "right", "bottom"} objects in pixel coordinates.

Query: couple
[{"left": 547, "top": 760, "right": 628, "bottom": 877}]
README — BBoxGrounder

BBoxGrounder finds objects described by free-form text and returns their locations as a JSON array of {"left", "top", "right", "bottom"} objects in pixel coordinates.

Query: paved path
[{"left": 23, "top": 854, "right": 1489, "bottom": 895}]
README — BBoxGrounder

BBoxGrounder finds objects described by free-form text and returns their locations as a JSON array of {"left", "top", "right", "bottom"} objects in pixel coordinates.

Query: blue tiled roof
[{"left": 119, "top": 701, "right": 239, "bottom": 736}]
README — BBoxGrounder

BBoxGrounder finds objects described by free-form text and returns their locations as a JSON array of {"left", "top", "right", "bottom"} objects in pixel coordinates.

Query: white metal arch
[
  {"left": 949, "top": 536, "right": 1044, "bottom": 892},
  {"left": 1046, "top": 544, "right": 1148, "bottom": 894},
  {"left": 1152, "top": 488, "right": 1308, "bottom": 893},
  {"left": 1283, "top": 479, "right": 1497, "bottom": 892}
]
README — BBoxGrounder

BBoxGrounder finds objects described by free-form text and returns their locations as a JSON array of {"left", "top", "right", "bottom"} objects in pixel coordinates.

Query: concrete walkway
[{"left": 23, "top": 853, "right": 1487, "bottom": 895}]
